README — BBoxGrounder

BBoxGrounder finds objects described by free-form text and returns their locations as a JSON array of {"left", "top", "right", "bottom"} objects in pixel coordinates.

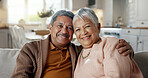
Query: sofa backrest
[
  {"left": 0, "top": 49, "right": 20, "bottom": 78},
  {"left": 134, "top": 52, "right": 148, "bottom": 78}
]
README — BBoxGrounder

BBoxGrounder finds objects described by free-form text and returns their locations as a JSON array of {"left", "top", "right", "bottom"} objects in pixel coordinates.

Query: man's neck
[
  {"left": 55, "top": 44, "right": 67, "bottom": 49},
  {"left": 51, "top": 41, "right": 68, "bottom": 50}
]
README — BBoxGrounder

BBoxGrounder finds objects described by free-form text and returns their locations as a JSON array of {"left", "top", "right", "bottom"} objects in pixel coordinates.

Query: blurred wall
[{"left": 0, "top": 0, "right": 8, "bottom": 25}]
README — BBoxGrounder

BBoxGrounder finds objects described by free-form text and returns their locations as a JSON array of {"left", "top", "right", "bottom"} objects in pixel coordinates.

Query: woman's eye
[
  {"left": 75, "top": 29, "right": 80, "bottom": 32},
  {"left": 85, "top": 26, "right": 90, "bottom": 28}
]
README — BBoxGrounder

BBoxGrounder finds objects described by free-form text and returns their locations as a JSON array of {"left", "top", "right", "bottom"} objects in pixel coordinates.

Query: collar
[{"left": 49, "top": 41, "right": 68, "bottom": 51}]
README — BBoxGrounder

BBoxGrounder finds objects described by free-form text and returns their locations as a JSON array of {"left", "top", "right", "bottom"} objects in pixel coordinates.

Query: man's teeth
[{"left": 61, "top": 35, "right": 67, "bottom": 38}]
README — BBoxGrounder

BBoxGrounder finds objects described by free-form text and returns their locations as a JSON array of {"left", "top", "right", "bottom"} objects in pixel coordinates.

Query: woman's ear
[{"left": 97, "top": 23, "right": 101, "bottom": 33}]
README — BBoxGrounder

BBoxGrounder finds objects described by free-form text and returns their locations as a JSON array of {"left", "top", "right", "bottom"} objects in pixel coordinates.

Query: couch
[
  {"left": 0, "top": 48, "right": 147, "bottom": 78},
  {"left": 0, "top": 48, "right": 20, "bottom": 78},
  {"left": 134, "top": 52, "right": 148, "bottom": 78}
]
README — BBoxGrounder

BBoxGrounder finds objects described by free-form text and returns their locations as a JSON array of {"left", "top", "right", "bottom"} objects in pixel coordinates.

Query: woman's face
[{"left": 73, "top": 17, "right": 100, "bottom": 49}]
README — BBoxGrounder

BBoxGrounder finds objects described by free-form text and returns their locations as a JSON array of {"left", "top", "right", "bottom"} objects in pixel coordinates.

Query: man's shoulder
[
  {"left": 70, "top": 43, "right": 81, "bottom": 47},
  {"left": 25, "top": 38, "right": 49, "bottom": 48},
  {"left": 70, "top": 43, "right": 82, "bottom": 49},
  {"left": 69, "top": 43, "right": 83, "bottom": 55},
  {"left": 25, "top": 40, "right": 40, "bottom": 48},
  {"left": 21, "top": 40, "right": 42, "bottom": 54}
]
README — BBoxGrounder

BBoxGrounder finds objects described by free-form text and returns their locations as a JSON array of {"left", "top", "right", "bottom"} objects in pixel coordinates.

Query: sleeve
[
  {"left": 11, "top": 43, "right": 37, "bottom": 78},
  {"left": 103, "top": 37, "right": 133, "bottom": 78}
]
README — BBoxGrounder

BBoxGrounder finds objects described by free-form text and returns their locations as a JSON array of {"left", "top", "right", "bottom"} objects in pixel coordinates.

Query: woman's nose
[{"left": 81, "top": 29, "right": 87, "bottom": 35}]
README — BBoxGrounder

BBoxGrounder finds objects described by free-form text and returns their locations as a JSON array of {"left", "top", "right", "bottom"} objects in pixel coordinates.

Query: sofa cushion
[
  {"left": 134, "top": 52, "right": 148, "bottom": 78},
  {"left": 0, "top": 49, "right": 20, "bottom": 78}
]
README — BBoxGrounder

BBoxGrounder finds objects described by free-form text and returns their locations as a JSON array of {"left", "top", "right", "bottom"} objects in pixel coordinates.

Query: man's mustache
[{"left": 57, "top": 33, "right": 70, "bottom": 38}]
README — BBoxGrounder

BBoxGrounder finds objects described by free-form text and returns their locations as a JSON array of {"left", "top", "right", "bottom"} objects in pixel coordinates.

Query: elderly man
[{"left": 11, "top": 10, "right": 133, "bottom": 78}]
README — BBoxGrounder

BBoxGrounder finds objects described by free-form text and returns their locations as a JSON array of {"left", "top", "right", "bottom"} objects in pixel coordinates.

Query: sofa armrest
[
  {"left": 0, "top": 48, "right": 20, "bottom": 78},
  {"left": 134, "top": 52, "right": 148, "bottom": 78}
]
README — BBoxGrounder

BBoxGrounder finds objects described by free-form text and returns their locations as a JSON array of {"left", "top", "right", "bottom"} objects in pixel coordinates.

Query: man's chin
[
  {"left": 58, "top": 40, "right": 70, "bottom": 44},
  {"left": 59, "top": 42, "right": 70, "bottom": 46}
]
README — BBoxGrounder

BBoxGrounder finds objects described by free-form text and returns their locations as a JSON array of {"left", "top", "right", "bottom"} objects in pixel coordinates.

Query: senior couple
[{"left": 11, "top": 7, "right": 143, "bottom": 78}]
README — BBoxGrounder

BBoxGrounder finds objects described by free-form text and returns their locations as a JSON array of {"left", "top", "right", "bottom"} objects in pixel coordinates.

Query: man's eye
[
  {"left": 57, "top": 25, "right": 63, "bottom": 28},
  {"left": 68, "top": 26, "right": 73, "bottom": 30}
]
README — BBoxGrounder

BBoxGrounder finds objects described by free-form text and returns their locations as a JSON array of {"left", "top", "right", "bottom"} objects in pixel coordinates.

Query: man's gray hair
[
  {"left": 50, "top": 10, "right": 74, "bottom": 26},
  {"left": 73, "top": 7, "right": 99, "bottom": 27}
]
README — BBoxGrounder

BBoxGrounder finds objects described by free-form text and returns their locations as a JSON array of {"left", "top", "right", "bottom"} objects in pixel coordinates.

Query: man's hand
[{"left": 116, "top": 39, "right": 134, "bottom": 58}]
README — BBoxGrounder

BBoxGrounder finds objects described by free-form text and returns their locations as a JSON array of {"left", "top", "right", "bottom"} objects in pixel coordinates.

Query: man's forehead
[
  {"left": 55, "top": 16, "right": 72, "bottom": 23},
  {"left": 58, "top": 22, "right": 72, "bottom": 25},
  {"left": 57, "top": 15, "right": 72, "bottom": 19}
]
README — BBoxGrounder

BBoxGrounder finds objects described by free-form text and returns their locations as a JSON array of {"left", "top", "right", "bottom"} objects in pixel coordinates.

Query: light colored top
[
  {"left": 42, "top": 42, "right": 72, "bottom": 78},
  {"left": 74, "top": 37, "right": 143, "bottom": 78}
]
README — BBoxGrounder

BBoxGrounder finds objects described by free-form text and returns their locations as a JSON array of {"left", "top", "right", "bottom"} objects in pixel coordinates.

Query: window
[
  {"left": 8, "top": 0, "right": 62, "bottom": 24},
  {"left": 8, "top": 0, "right": 25, "bottom": 24}
]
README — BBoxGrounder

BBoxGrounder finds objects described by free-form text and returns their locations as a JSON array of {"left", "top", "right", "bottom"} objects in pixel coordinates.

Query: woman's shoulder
[
  {"left": 101, "top": 37, "right": 119, "bottom": 45},
  {"left": 101, "top": 36, "right": 119, "bottom": 41}
]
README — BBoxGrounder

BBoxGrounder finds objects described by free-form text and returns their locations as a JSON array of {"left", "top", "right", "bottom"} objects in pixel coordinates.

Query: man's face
[{"left": 49, "top": 16, "right": 74, "bottom": 48}]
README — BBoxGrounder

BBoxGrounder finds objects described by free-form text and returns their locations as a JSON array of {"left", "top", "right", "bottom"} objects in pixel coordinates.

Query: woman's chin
[{"left": 82, "top": 44, "right": 93, "bottom": 49}]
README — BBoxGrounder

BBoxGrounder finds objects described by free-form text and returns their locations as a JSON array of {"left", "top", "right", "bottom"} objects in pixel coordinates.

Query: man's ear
[
  {"left": 49, "top": 24, "right": 52, "bottom": 32},
  {"left": 97, "top": 23, "right": 101, "bottom": 33}
]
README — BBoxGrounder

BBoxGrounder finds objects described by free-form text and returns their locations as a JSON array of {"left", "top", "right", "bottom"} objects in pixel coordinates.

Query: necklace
[
  {"left": 81, "top": 49, "right": 91, "bottom": 59},
  {"left": 81, "top": 38, "right": 101, "bottom": 59}
]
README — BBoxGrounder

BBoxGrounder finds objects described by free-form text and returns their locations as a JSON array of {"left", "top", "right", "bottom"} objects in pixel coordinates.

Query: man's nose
[{"left": 61, "top": 27, "right": 68, "bottom": 33}]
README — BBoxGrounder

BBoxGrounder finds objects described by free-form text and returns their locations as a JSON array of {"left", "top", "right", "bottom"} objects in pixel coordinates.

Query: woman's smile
[{"left": 81, "top": 35, "right": 91, "bottom": 40}]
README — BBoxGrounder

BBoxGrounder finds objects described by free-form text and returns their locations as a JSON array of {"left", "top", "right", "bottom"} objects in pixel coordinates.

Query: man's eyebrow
[
  {"left": 58, "top": 23, "right": 73, "bottom": 27},
  {"left": 58, "top": 23, "right": 63, "bottom": 25}
]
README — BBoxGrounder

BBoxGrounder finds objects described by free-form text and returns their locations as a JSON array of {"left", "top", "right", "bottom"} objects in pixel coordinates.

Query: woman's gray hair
[
  {"left": 50, "top": 10, "right": 74, "bottom": 26},
  {"left": 73, "top": 7, "right": 99, "bottom": 27}
]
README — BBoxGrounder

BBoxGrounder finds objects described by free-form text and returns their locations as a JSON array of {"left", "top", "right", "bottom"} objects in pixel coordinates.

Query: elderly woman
[{"left": 73, "top": 8, "right": 143, "bottom": 78}]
